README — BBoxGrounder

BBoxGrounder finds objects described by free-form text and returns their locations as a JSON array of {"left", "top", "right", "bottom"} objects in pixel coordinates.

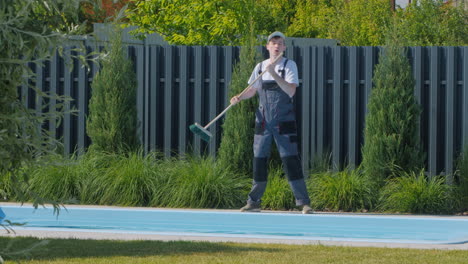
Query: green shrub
[
  {"left": 262, "top": 166, "right": 295, "bottom": 210},
  {"left": 361, "top": 33, "right": 424, "bottom": 184},
  {"left": 455, "top": 145, "right": 468, "bottom": 212},
  {"left": 309, "top": 169, "right": 376, "bottom": 212},
  {"left": 153, "top": 157, "right": 249, "bottom": 209},
  {"left": 87, "top": 25, "right": 138, "bottom": 153},
  {"left": 378, "top": 170, "right": 455, "bottom": 214},
  {"left": 0, "top": 171, "right": 13, "bottom": 200}
]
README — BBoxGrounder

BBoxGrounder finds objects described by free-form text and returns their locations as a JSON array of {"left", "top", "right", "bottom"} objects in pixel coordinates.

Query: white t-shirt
[{"left": 248, "top": 57, "right": 299, "bottom": 91}]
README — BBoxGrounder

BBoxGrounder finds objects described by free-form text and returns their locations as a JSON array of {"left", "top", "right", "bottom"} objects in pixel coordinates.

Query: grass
[
  {"left": 261, "top": 165, "right": 295, "bottom": 210},
  {"left": 151, "top": 156, "right": 249, "bottom": 209},
  {"left": 309, "top": 169, "right": 376, "bottom": 212},
  {"left": 3, "top": 149, "right": 466, "bottom": 214},
  {"left": 378, "top": 170, "right": 455, "bottom": 214},
  {"left": 1, "top": 237, "right": 468, "bottom": 264}
]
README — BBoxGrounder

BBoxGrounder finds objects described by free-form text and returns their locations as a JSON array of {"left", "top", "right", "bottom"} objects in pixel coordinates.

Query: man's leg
[
  {"left": 274, "top": 128, "right": 312, "bottom": 210},
  {"left": 241, "top": 129, "right": 272, "bottom": 211}
]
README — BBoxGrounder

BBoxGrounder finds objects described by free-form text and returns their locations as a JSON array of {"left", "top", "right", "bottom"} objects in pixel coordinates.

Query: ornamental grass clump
[
  {"left": 77, "top": 150, "right": 122, "bottom": 204},
  {"left": 93, "top": 151, "right": 163, "bottom": 206},
  {"left": 261, "top": 166, "right": 295, "bottom": 210},
  {"left": 309, "top": 169, "right": 376, "bottom": 212},
  {"left": 154, "top": 157, "right": 249, "bottom": 209},
  {"left": 26, "top": 154, "right": 82, "bottom": 203},
  {"left": 378, "top": 170, "right": 455, "bottom": 214}
]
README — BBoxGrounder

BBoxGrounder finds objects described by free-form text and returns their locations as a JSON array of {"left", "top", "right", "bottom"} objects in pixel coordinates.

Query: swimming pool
[{"left": 1, "top": 205, "right": 468, "bottom": 245}]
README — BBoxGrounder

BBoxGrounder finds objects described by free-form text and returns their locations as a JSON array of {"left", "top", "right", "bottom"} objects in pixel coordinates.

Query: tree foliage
[
  {"left": 87, "top": 26, "right": 139, "bottom": 153},
  {"left": 127, "top": 0, "right": 300, "bottom": 45},
  {"left": 80, "top": 0, "right": 134, "bottom": 33},
  {"left": 0, "top": 0, "right": 84, "bottom": 186},
  {"left": 395, "top": 0, "right": 468, "bottom": 46},
  {"left": 286, "top": 0, "right": 332, "bottom": 38},
  {"left": 0, "top": 0, "right": 86, "bottom": 260},
  {"left": 361, "top": 30, "right": 424, "bottom": 184},
  {"left": 288, "top": 0, "right": 393, "bottom": 46},
  {"left": 127, "top": 0, "right": 467, "bottom": 46}
]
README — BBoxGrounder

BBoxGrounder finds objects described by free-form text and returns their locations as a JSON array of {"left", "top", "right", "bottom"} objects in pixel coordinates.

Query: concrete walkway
[{"left": 1, "top": 202, "right": 468, "bottom": 250}]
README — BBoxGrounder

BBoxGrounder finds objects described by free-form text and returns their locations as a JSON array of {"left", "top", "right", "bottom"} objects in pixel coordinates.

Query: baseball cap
[{"left": 267, "top": 31, "right": 286, "bottom": 42}]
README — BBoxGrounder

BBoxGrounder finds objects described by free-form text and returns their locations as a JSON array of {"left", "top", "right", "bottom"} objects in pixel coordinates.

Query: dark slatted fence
[{"left": 21, "top": 40, "right": 468, "bottom": 176}]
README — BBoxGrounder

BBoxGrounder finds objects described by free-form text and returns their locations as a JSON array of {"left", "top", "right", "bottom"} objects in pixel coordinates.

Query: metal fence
[{"left": 20, "top": 42, "right": 468, "bottom": 176}]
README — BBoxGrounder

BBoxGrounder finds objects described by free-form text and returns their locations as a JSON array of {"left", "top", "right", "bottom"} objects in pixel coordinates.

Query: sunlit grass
[{"left": 1, "top": 237, "right": 468, "bottom": 264}]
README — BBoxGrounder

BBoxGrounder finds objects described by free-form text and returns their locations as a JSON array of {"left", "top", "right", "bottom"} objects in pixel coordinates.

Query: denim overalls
[{"left": 247, "top": 58, "right": 310, "bottom": 207}]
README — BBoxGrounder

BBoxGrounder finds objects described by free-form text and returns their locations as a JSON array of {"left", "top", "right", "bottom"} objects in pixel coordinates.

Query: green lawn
[{"left": 1, "top": 237, "right": 468, "bottom": 264}]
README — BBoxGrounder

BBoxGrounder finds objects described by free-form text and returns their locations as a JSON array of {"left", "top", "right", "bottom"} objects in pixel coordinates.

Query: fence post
[
  {"left": 428, "top": 47, "right": 440, "bottom": 177},
  {"left": 348, "top": 46, "right": 359, "bottom": 168},
  {"left": 301, "top": 46, "right": 312, "bottom": 177},
  {"left": 193, "top": 46, "right": 204, "bottom": 156},
  {"left": 463, "top": 46, "right": 468, "bottom": 150},
  {"left": 164, "top": 46, "right": 174, "bottom": 157},
  {"left": 332, "top": 47, "right": 343, "bottom": 171},
  {"left": 179, "top": 46, "right": 190, "bottom": 156},
  {"left": 445, "top": 47, "right": 456, "bottom": 181},
  {"left": 208, "top": 46, "right": 219, "bottom": 156},
  {"left": 63, "top": 48, "right": 73, "bottom": 155}
]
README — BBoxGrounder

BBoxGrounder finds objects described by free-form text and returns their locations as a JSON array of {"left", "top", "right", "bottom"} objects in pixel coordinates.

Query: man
[{"left": 230, "top": 31, "right": 312, "bottom": 214}]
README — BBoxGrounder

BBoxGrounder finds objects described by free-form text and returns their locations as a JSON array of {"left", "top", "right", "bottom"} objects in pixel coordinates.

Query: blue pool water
[{"left": 1, "top": 205, "right": 468, "bottom": 244}]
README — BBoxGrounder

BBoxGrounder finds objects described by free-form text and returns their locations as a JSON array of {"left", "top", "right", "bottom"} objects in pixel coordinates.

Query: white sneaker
[
  {"left": 302, "top": 205, "right": 313, "bottom": 214},
  {"left": 240, "top": 204, "right": 261, "bottom": 212}
]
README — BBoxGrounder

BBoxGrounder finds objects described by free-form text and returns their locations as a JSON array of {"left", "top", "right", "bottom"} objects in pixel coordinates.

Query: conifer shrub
[
  {"left": 87, "top": 25, "right": 138, "bottom": 153},
  {"left": 360, "top": 33, "right": 424, "bottom": 185},
  {"left": 216, "top": 31, "right": 261, "bottom": 176}
]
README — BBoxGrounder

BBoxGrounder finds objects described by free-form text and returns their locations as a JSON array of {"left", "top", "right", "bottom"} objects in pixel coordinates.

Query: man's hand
[
  {"left": 265, "top": 59, "right": 278, "bottom": 75},
  {"left": 230, "top": 95, "right": 241, "bottom": 105}
]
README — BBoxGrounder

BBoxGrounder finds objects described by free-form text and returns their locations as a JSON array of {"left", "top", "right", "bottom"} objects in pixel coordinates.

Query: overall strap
[
  {"left": 258, "top": 58, "right": 288, "bottom": 78},
  {"left": 280, "top": 58, "right": 288, "bottom": 79}
]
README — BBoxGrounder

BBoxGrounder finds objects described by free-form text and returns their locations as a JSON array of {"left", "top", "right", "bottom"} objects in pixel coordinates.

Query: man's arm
[
  {"left": 230, "top": 86, "right": 256, "bottom": 105},
  {"left": 265, "top": 63, "right": 297, "bottom": 97}
]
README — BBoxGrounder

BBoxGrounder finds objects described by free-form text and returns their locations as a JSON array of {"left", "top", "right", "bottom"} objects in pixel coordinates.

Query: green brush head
[{"left": 189, "top": 123, "right": 212, "bottom": 142}]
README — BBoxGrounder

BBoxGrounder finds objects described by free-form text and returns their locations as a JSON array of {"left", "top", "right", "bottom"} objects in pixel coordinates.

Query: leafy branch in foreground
[{"left": 1, "top": 0, "right": 90, "bottom": 262}]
